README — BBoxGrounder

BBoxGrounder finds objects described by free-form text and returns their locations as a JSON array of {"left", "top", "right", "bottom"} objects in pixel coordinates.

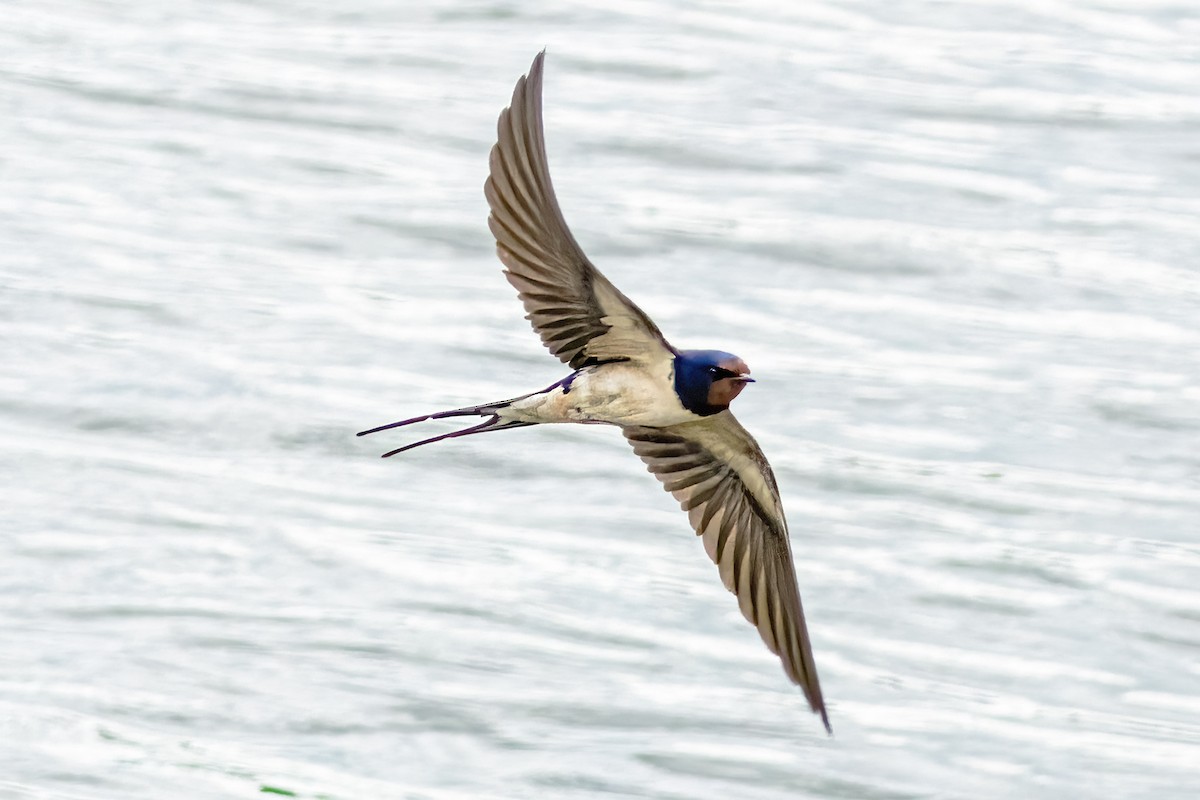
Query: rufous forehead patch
[{"left": 719, "top": 356, "right": 750, "bottom": 375}]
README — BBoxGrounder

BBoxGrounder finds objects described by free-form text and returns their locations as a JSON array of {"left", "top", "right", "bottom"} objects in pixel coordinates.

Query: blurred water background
[{"left": 3, "top": 1, "right": 1200, "bottom": 798}]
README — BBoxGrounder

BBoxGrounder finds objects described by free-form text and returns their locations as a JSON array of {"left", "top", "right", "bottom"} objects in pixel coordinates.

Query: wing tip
[
  {"left": 818, "top": 705, "right": 833, "bottom": 736},
  {"left": 521, "top": 50, "right": 546, "bottom": 102}
]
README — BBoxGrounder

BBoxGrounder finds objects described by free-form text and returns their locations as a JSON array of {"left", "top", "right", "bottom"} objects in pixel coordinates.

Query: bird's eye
[{"left": 707, "top": 366, "right": 719, "bottom": 375}]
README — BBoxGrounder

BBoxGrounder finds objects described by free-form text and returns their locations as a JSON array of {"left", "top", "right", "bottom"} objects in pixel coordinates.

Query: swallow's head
[{"left": 674, "top": 349, "right": 755, "bottom": 416}]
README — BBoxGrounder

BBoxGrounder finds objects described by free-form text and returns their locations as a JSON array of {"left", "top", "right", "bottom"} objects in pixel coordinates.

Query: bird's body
[
  {"left": 505, "top": 361, "right": 689, "bottom": 427},
  {"left": 360, "top": 51, "right": 832, "bottom": 733}
]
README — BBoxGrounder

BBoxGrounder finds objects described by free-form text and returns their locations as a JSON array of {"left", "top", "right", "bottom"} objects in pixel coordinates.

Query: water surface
[{"left": 3, "top": 1, "right": 1199, "bottom": 798}]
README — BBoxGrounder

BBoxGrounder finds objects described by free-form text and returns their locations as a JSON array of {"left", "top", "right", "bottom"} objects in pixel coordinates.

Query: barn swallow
[{"left": 360, "top": 51, "right": 830, "bottom": 733}]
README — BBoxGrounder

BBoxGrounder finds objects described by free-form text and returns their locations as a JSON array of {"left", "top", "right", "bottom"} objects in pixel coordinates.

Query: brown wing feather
[
  {"left": 625, "top": 414, "right": 831, "bottom": 733},
  {"left": 485, "top": 51, "right": 674, "bottom": 369}
]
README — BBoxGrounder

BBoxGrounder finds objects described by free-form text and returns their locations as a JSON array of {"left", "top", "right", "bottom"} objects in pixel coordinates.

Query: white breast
[{"left": 501, "top": 363, "right": 700, "bottom": 428}]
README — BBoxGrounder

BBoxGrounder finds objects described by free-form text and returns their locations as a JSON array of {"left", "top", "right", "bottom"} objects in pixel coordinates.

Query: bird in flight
[{"left": 360, "top": 51, "right": 830, "bottom": 733}]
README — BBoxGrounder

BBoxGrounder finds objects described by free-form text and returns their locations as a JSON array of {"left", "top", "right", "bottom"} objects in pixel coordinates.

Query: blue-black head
[{"left": 673, "top": 349, "right": 755, "bottom": 416}]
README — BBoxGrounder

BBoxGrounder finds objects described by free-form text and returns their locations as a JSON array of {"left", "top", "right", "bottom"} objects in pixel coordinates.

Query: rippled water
[{"left": 4, "top": 1, "right": 1200, "bottom": 798}]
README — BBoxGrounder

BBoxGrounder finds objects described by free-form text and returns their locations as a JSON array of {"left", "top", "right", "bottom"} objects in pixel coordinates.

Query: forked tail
[
  {"left": 358, "top": 377, "right": 575, "bottom": 457},
  {"left": 357, "top": 398, "right": 535, "bottom": 458}
]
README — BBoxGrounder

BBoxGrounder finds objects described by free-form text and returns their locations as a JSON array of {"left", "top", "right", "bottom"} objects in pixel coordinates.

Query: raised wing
[
  {"left": 624, "top": 413, "right": 830, "bottom": 732},
  {"left": 485, "top": 51, "right": 675, "bottom": 370}
]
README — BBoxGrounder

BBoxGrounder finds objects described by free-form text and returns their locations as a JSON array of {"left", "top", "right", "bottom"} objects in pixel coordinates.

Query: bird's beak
[{"left": 735, "top": 374, "right": 755, "bottom": 383}]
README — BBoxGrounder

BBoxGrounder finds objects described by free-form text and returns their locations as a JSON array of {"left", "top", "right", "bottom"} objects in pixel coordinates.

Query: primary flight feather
[{"left": 360, "top": 51, "right": 830, "bottom": 733}]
